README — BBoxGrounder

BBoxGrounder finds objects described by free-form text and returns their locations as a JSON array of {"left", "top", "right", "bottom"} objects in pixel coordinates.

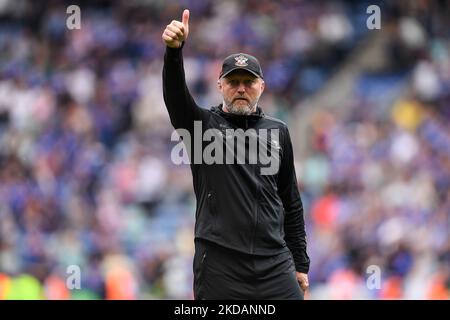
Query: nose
[{"left": 237, "top": 82, "right": 246, "bottom": 94}]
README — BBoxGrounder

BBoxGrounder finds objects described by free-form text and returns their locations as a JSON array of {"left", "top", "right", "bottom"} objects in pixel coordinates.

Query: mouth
[{"left": 234, "top": 98, "right": 248, "bottom": 102}]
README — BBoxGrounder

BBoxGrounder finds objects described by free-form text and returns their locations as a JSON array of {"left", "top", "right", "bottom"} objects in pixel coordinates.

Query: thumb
[{"left": 182, "top": 9, "right": 190, "bottom": 29}]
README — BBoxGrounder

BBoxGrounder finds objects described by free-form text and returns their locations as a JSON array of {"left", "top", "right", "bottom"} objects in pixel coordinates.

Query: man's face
[{"left": 218, "top": 70, "right": 265, "bottom": 115}]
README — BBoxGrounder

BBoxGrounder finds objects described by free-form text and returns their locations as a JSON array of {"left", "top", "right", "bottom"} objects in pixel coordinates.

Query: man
[{"left": 162, "top": 9, "right": 310, "bottom": 299}]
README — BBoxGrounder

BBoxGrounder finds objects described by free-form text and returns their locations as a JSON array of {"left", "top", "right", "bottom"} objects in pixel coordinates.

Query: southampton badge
[{"left": 235, "top": 55, "right": 248, "bottom": 67}]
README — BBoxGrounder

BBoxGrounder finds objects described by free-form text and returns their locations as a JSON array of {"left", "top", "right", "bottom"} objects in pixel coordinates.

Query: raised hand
[{"left": 162, "top": 9, "right": 190, "bottom": 48}]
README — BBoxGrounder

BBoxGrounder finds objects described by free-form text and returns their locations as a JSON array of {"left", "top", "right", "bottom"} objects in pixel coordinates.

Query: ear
[
  {"left": 217, "top": 79, "right": 222, "bottom": 91},
  {"left": 260, "top": 80, "right": 265, "bottom": 93}
]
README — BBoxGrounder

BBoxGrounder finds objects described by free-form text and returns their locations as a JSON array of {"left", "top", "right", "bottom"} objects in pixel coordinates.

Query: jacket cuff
[
  {"left": 295, "top": 264, "right": 310, "bottom": 274},
  {"left": 293, "top": 253, "right": 310, "bottom": 273},
  {"left": 165, "top": 42, "right": 184, "bottom": 58}
]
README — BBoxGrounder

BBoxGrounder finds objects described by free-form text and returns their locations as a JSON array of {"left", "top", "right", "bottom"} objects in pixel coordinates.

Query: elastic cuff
[
  {"left": 165, "top": 41, "right": 184, "bottom": 56},
  {"left": 294, "top": 258, "right": 310, "bottom": 273},
  {"left": 295, "top": 265, "right": 309, "bottom": 274}
]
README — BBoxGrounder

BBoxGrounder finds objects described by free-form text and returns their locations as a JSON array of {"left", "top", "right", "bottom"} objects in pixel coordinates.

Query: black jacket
[{"left": 162, "top": 45, "right": 310, "bottom": 273}]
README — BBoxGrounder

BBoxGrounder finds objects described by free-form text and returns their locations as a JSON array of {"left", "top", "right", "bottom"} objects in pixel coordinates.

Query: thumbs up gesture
[{"left": 162, "top": 9, "right": 190, "bottom": 48}]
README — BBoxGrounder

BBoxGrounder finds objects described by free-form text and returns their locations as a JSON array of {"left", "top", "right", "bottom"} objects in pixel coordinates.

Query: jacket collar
[{"left": 211, "top": 104, "right": 265, "bottom": 121}]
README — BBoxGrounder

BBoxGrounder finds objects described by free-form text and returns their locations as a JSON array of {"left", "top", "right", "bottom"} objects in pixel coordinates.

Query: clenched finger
[
  {"left": 300, "top": 280, "right": 309, "bottom": 291},
  {"left": 162, "top": 34, "right": 173, "bottom": 42},
  {"left": 170, "top": 20, "right": 185, "bottom": 33},
  {"left": 166, "top": 24, "right": 184, "bottom": 38},
  {"left": 164, "top": 29, "right": 178, "bottom": 39}
]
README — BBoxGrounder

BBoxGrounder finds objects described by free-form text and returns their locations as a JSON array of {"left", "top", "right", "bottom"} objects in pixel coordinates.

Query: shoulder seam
[{"left": 263, "top": 115, "right": 288, "bottom": 127}]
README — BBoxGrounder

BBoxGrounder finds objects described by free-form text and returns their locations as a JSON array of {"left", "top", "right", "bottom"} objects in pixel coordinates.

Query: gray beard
[{"left": 223, "top": 101, "right": 256, "bottom": 115}]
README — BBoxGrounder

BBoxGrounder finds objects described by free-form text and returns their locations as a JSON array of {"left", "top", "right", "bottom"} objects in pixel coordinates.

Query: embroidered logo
[{"left": 235, "top": 55, "right": 248, "bottom": 67}]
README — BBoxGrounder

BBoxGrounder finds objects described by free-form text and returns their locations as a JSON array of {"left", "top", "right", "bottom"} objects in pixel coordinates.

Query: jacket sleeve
[
  {"left": 162, "top": 43, "right": 208, "bottom": 131},
  {"left": 277, "top": 126, "right": 310, "bottom": 273}
]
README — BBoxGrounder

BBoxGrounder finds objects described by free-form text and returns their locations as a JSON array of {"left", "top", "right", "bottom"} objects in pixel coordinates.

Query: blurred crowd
[{"left": 0, "top": 0, "right": 449, "bottom": 299}]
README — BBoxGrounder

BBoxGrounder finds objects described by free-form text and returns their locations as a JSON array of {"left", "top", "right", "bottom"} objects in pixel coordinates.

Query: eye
[
  {"left": 229, "top": 80, "right": 239, "bottom": 86},
  {"left": 244, "top": 80, "right": 255, "bottom": 86}
]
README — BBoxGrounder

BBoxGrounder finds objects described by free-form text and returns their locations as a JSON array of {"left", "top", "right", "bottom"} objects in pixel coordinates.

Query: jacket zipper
[{"left": 249, "top": 119, "right": 259, "bottom": 254}]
